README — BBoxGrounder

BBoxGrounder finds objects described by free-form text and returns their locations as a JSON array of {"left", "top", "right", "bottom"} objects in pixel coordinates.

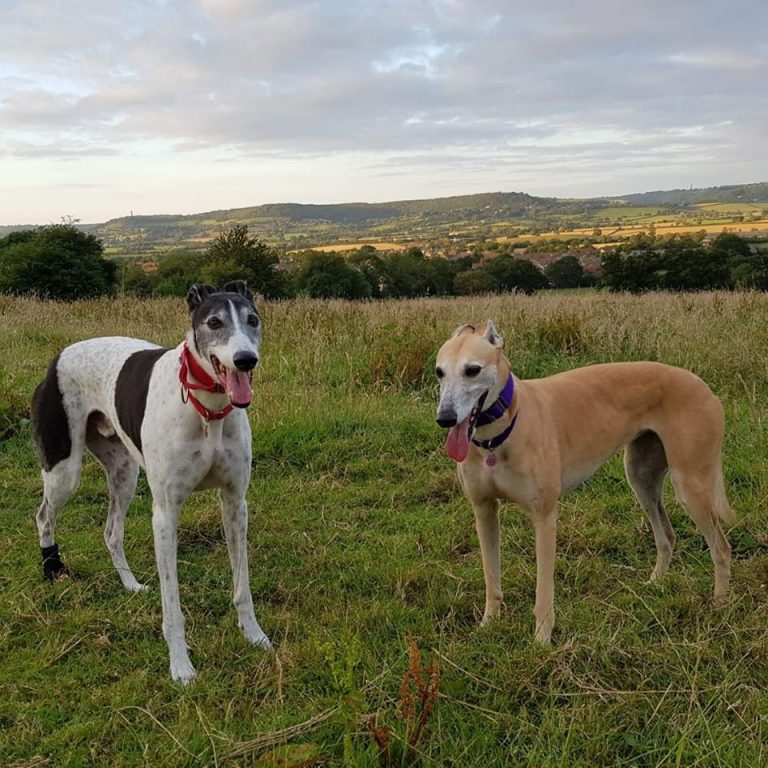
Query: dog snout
[
  {"left": 436, "top": 409, "right": 457, "bottom": 428},
  {"left": 233, "top": 351, "right": 259, "bottom": 371}
]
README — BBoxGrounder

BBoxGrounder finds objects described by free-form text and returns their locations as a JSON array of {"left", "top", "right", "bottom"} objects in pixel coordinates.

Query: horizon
[
  {"left": 1, "top": 1, "right": 766, "bottom": 226},
  {"left": 3, "top": 178, "right": 766, "bottom": 229}
]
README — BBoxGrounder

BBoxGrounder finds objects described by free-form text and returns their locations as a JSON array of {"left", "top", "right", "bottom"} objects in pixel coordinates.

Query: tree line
[
  {"left": 121, "top": 227, "right": 593, "bottom": 299},
  {"left": 1, "top": 222, "right": 763, "bottom": 301},
  {"left": 601, "top": 233, "right": 768, "bottom": 292}
]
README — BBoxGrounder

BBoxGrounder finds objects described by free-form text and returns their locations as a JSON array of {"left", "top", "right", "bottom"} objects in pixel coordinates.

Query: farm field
[
  {"left": 293, "top": 242, "right": 408, "bottom": 253},
  {"left": 300, "top": 219, "right": 768, "bottom": 256},
  {"left": 509, "top": 219, "right": 768, "bottom": 246},
  {"left": 1, "top": 292, "right": 768, "bottom": 767}
]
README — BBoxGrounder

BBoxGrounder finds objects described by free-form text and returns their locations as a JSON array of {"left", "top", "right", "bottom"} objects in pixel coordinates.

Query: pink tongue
[
  {"left": 445, "top": 418, "right": 471, "bottom": 463},
  {"left": 223, "top": 369, "right": 252, "bottom": 406}
]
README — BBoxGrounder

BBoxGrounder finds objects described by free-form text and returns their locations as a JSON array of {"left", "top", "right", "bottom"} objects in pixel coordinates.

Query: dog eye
[
  {"left": 206, "top": 317, "right": 223, "bottom": 330},
  {"left": 435, "top": 367, "right": 445, "bottom": 379},
  {"left": 247, "top": 314, "right": 260, "bottom": 328},
  {"left": 465, "top": 365, "right": 482, "bottom": 377}
]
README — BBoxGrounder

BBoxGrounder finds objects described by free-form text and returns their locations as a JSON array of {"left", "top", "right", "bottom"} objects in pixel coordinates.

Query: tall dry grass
[{"left": 4, "top": 289, "right": 766, "bottom": 399}]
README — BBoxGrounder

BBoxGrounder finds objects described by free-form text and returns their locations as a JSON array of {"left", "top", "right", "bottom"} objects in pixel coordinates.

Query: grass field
[{"left": 2, "top": 291, "right": 768, "bottom": 767}]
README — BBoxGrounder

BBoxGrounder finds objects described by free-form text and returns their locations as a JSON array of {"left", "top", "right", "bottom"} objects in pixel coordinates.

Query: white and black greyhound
[{"left": 31, "top": 280, "right": 271, "bottom": 683}]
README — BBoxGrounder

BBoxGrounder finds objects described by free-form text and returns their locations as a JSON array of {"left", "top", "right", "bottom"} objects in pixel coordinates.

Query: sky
[{"left": 1, "top": 0, "right": 766, "bottom": 225}]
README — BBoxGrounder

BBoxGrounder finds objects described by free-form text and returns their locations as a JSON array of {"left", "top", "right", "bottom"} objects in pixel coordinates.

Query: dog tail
[{"left": 714, "top": 461, "right": 735, "bottom": 526}]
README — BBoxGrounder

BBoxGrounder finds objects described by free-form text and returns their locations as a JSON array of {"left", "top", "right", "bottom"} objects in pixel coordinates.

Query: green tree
[
  {"left": 153, "top": 251, "right": 206, "bottom": 296},
  {"left": 293, "top": 251, "right": 371, "bottom": 299},
  {"left": 484, "top": 255, "right": 548, "bottom": 294},
  {"left": 661, "top": 235, "right": 730, "bottom": 290},
  {"left": 544, "top": 255, "right": 585, "bottom": 289},
  {"left": 711, "top": 233, "right": 768, "bottom": 288},
  {"left": 348, "top": 247, "right": 385, "bottom": 298},
  {"left": 600, "top": 247, "right": 663, "bottom": 292},
  {"left": 600, "top": 235, "right": 732, "bottom": 292},
  {"left": 425, "top": 257, "right": 459, "bottom": 296},
  {"left": 121, "top": 262, "right": 158, "bottom": 298},
  {"left": 454, "top": 269, "right": 498, "bottom": 295},
  {"left": 710, "top": 233, "right": 752, "bottom": 261},
  {"left": 203, "top": 225, "right": 290, "bottom": 298},
  {"left": 379, "top": 248, "right": 459, "bottom": 297},
  {"left": 380, "top": 249, "right": 430, "bottom": 297},
  {"left": 0, "top": 224, "right": 116, "bottom": 300}
]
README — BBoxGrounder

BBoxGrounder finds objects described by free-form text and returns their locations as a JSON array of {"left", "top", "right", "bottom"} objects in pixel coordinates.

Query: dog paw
[
  {"left": 479, "top": 607, "right": 501, "bottom": 627},
  {"left": 125, "top": 581, "right": 149, "bottom": 593},
  {"left": 257, "top": 634, "right": 274, "bottom": 652},
  {"left": 240, "top": 618, "right": 273, "bottom": 651},
  {"left": 244, "top": 628, "right": 273, "bottom": 651},
  {"left": 533, "top": 615, "right": 554, "bottom": 646},
  {"left": 170, "top": 657, "right": 197, "bottom": 685},
  {"left": 713, "top": 590, "right": 731, "bottom": 607}
]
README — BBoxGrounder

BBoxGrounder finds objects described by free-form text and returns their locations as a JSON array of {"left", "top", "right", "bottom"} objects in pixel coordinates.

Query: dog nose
[
  {"left": 233, "top": 352, "right": 259, "bottom": 371},
  {"left": 436, "top": 410, "right": 457, "bottom": 428}
]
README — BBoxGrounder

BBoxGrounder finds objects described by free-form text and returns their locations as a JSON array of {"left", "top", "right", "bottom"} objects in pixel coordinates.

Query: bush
[{"left": 0, "top": 224, "right": 116, "bottom": 300}]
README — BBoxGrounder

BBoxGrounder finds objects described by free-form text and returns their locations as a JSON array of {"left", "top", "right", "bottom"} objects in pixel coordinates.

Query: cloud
[{"left": 0, "top": 0, "right": 766, "bottom": 221}]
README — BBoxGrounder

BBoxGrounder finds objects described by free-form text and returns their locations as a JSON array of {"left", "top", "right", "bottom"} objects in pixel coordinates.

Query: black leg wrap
[{"left": 41, "top": 543, "right": 68, "bottom": 581}]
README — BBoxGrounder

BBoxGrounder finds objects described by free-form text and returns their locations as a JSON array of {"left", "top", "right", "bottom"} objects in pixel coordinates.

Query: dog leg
[
  {"left": 151, "top": 499, "right": 196, "bottom": 684},
  {"left": 624, "top": 432, "right": 675, "bottom": 583},
  {"left": 472, "top": 499, "right": 502, "bottom": 626},
  {"left": 220, "top": 489, "right": 272, "bottom": 650},
  {"left": 671, "top": 473, "right": 732, "bottom": 601},
  {"left": 87, "top": 427, "right": 145, "bottom": 592},
  {"left": 103, "top": 460, "right": 143, "bottom": 592},
  {"left": 529, "top": 506, "right": 558, "bottom": 645},
  {"left": 37, "top": 456, "right": 82, "bottom": 580}
]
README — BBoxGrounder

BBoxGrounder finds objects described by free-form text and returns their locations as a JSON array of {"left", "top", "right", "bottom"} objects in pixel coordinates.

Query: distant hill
[
  {"left": 2, "top": 182, "right": 766, "bottom": 254},
  {"left": 612, "top": 182, "right": 768, "bottom": 206},
  {"left": 83, "top": 191, "right": 582, "bottom": 253}
]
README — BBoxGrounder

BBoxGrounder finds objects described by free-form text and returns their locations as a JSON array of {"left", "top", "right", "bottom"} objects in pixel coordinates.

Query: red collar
[{"left": 179, "top": 341, "right": 233, "bottom": 423}]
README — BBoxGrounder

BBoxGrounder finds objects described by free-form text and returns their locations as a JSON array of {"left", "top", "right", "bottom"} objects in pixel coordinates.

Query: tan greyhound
[{"left": 435, "top": 321, "right": 733, "bottom": 643}]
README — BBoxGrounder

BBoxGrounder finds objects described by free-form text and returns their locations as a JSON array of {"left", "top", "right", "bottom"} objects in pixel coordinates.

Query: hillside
[
  {"left": 612, "top": 182, "right": 768, "bottom": 206},
  {"left": 83, "top": 191, "right": 575, "bottom": 254},
  {"left": 2, "top": 182, "right": 767, "bottom": 255}
]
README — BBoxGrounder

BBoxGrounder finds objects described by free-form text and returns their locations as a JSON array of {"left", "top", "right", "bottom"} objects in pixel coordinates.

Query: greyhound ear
[
  {"left": 186, "top": 283, "right": 217, "bottom": 314},
  {"left": 484, "top": 320, "right": 504, "bottom": 348},
  {"left": 451, "top": 323, "right": 476, "bottom": 338},
  {"left": 222, "top": 279, "right": 254, "bottom": 303}
]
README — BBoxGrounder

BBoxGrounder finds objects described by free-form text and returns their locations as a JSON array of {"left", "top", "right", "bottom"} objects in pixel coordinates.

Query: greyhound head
[
  {"left": 435, "top": 321, "right": 504, "bottom": 462},
  {"left": 186, "top": 281, "right": 261, "bottom": 408}
]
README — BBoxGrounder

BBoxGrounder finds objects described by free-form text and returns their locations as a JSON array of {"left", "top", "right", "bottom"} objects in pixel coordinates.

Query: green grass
[{"left": 1, "top": 292, "right": 768, "bottom": 767}]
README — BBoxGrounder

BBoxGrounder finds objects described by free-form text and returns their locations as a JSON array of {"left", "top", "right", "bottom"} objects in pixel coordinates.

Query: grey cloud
[{"left": 0, "top": 0, "right": 766, "bottom": 190}]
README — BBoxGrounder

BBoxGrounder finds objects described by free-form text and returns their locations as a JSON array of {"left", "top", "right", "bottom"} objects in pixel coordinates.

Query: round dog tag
[{"left": 485, "top": 454, "right": 498, "bottom": 468}]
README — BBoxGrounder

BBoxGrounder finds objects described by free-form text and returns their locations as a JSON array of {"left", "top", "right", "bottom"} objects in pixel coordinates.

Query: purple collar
[
  {"left": 475, "top": 374, "right": 515, "bottom": 427},
  {"left": 471, "top": 373, "right": 518, "bottom": 452}
]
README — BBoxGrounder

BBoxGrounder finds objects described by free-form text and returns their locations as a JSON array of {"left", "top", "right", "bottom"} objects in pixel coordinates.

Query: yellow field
[
  {"left": 291, "top": 241, "right": 409, "bottom": 253},
  {"left": 516, "top": 219, "right": 768, "bottom": 244}
]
